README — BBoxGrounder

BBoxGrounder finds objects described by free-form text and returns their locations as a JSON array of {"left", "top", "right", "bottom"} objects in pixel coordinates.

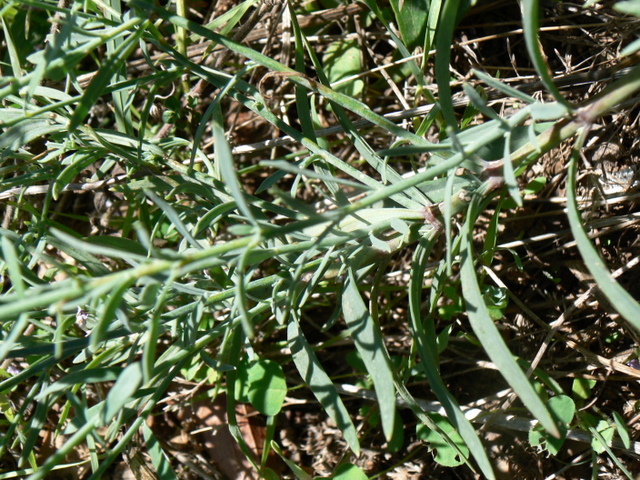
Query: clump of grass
[{"left": 1, "top": 0, "right": 640, "bottom": 478}]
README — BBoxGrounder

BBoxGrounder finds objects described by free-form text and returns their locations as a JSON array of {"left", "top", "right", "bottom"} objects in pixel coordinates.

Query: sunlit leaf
[{"left": 342, "top": 267, "right": 396, "bottom": 441}]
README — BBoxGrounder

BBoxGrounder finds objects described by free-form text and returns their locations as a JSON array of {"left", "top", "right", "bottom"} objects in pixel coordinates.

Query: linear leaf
[
  {"left": 213, "top": 103, "right": 257, "bottom": 226},
  {"left": 409, "top": 238, "right": 496, "bottom": 479},
  {"left": 472, "top": 69, "right": 536, "bottom": 104},
  {"left": 36, "top": 367, "right": 121, "bottom": 400},
  {"left": 143, "top": 422, "right": 179, "bottom": 480},
  {"left": 0, "top": 118, "right": 64, "bottom": 151},
  {"left": 68, "top": 21, "right": 146, "bottom": 131},
  {"left": 288, "top": 319, "right": 360, "bottom": 454},
  {"left": 460, "top": 198, "right": 560, "bottom": 438},
  {"left": 90, "top": 280, "right": 131, "bottom": 351},
  {"left": 566, "top": 138, "right": 640, "bottom": 331},
  {"left": 52, "top": 150, "right": 103, "bottom": 200},
  {"left": 102, "top": 362, "right": 143, "bottom": 424},
  {"left": 50, "top": 228, "right": 148, "bottom": 265},
  {"left": 520, "top": 0, "right": 571, "bottom": 107},
  {"left": 434, "top": 0, "right": 463, "bottom": 129},
  {"left": 144, "top": 189, "right": 202, "bottom": 250},
  {"left": 1, "top": 235, "right": 25, "bottom": 297},
  {"left": 271, "top": 441, "right": 313, "bottom": 480},
  {"left": 342, "top": 267, "right": 396, "bottom": 441}
]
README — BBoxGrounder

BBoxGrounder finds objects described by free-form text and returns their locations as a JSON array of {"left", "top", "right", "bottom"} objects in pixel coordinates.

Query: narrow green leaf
[
  {"left": 342, "top": 267, "right": 396, "bottom": 441},
  {"left": 1, "top": 235, "right": 25, "bottom": 297},
  {"left": 288, "top": 319, "right": 360, "bottom": 454},
  {"left": 1, "top": 16, "right": 23, "bottom": 77},
  {"left": 223, "top": 328, "right": 260, "bottom": 473},
  {"left": 29, "top": 420, "right": 96, "bottom": 480},
  {"left": 289, "top": 7, "right": 318, "bottom": 149},
  {"left": 81, "top": 126, "right": 165, "bottom": 157},
  {"left": 425, "top": 0, "right": 443, "bottom": 53},
  {"left": 200, "top": 352, "right": 235, "bottom": 372},
  {"left": 103, "top": 362, "right": 143, "bottom": 423},
  {"left": 213, "top": 104, "right": 257, "bottom": 226},
  {"left": 52, "top": 151, "right": 103, "bottom": 200},
  {"left": 86, "top": 432, "right": 100, "bottom": 473},
  {"left": 0, "top": 314, "right": 31, "bottom": 363},
  {"left": 51, "top": 228, "right": 148, "bottom": 264},
  {"left": 589, "top": 425, "right": 634, "bottom": 479},
  {"left": 83, "top": 236, "right": 149, "bottom": 258},
  {"left": 0, "top": 118, "right": 64, "bottom": 151},
  {"left": 21, "top": 395, "right": 50, "bottom": 468},
  {"left": 143, "top": 422, "right": 179, "bottom": 480},
  {"left": 199, "top": 0, "right": 258, "bottom": 36},
  {"left": 69, "top": 21, "right": 147, "bottom": 131},
  {"left": 389, "top": 0, "right": 429, "bottom": 50},
  {"left": 462, "top": 83, "right": 500, "bottom": 121},
  {"left": 435, "top": 0, "right": 463, "bottom": 129},
  {"left": 472, "top": 69, "right": 536, "bottom": 104},
  {"left": 260, "top": 160, "right": 368, "bottom": 191},
  {"left": 143, "top": 274, "right": 176, "bottom": 382},
  {"left": 502, "top": 129, "right": 522, "bottom": 207},
  {"left": 144, "top": 189, "right": 202, "bottom": 250},
  {"left": 409, "top": 238, "right": 495, "bottom": 479},
  {"left": 36, "top": 367, "right": 121, "bottom": 400},
  {"left": 90, "top": 280, "right": 131, "bottom": 351},
  {"left": 189, "top": 64, "right": 246, "bottom": 169},
  {"left": 520, "top": 0, "right": 571, "bottom": 107},
  {"left": 271, "top": 441, "right": 313, "bottom": 480},
  {"left": 566, "top": 148, "right": 640, "bottom": 331},
  {"left": 612, "top": 411, "right": 631, "bottom": 449},
  {"left": 460, "top": 198, "right": 560, "bottom": 438},
  {"left": 104, "top": 0, "right": 132, "bottom": 135},
  {"left": 235, "top": 245, "right": 260, "bottom": 339}
]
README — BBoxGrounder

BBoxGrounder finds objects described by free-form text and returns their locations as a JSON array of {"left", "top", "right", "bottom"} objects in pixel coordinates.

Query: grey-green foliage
[{"left": 0, "top": 0, "right": 639, "bottom": 478}]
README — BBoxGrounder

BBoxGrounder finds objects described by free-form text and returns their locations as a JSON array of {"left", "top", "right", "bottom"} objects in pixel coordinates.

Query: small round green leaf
[
  {"left": 416, "top": 413, "right": 469, "bottom": 467},
  {"left": 548, "top": 395, "right": 575, "bottom": 426},
  {"left": 247, "top": 359, "right": 287, "bottom": 416},
  {"left": 333, "top": 463, "right": 368, "bottom": 480},
  {"left": 323, "top": 39, "right": 364, "bottom": 98}
]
